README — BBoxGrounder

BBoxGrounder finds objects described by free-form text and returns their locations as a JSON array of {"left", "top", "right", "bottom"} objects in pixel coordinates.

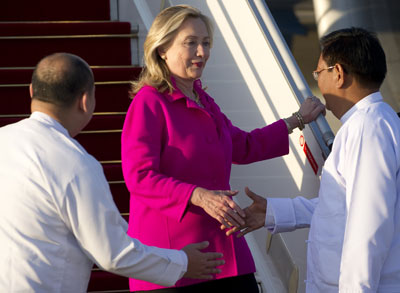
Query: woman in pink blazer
[{"left": 121, "top": 5, "right": 325, "bottom": 293}]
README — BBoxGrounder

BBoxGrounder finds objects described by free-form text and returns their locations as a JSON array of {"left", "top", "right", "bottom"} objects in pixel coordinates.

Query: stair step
[
  {"left": 0, "top": 36, "right": 132, "bottom": 67},
  {"left": 84, "top": 114, "right": 126, "bottom": 131},
  {"left": 75, "top": 130, "right": 122, "bottom": 161},
  {"left": 0, "top": 66, "right": 142, "bottom": 84},
  {"left": 0, "top": 20, "right": 134, "bottom": 67},
  {"left": 0, "top": 82, "right": 133, "bottom": 114},
  {"left": 0, "top": 116, "right": 23, "bottom": 127},
  {"left": 0, "top": 21, "right": 133, "bottom": 37},
  {"left": 108, "top": 182, "right": 130, "bottom": 214},
  {"left": 0, "top": 0, "right": 110, "bottom": 22},
  {"left": 102, "top": 162, "right": 124, "bottom": 182},
  {"left": 92, "top": 67, "right": 142, "bottom": 83}
]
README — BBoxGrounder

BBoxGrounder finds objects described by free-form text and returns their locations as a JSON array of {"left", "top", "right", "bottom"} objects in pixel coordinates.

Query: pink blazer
[{"left": 121, "top": 79, "right": 289, "bottom": 290}]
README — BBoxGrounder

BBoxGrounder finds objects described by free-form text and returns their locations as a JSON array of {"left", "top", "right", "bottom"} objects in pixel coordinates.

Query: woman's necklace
[
  {"left": 187, "top": 89, "right": 202, "bottom": 108},
  {"left": 193, "top": 90, "right": 202, "bottom": 106},
  {"left": 179, "top": 82, "right": 203, "bottom": 107},
  {"left": 176, "top": 78, "right": 203, "bottom": 107}
]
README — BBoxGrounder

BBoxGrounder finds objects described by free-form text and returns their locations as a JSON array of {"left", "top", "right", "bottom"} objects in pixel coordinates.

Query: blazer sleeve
[
  {"left": 121, "top": 90, "right": 196, "bottom": 222},
  {"left": 221, "top": 112, "right": 289, "bottom": 164}
]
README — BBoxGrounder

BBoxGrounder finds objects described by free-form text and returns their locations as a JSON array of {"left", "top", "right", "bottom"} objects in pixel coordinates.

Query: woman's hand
[
  {"left": 298, "top": 96, "right": 326, "bottom": 124},
  {"left": 221, "top": 187, "right": 267, "bottom": 237},
  {"left": 190, "top": 187, "right": 246, "bottom": 228},
  {"left": 284, "top": 96, "right": 326, "bottom": 132}
]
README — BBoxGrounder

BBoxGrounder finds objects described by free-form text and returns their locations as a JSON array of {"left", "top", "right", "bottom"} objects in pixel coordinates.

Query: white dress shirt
[
  {"left": 266, "top": 93, "right": 400, "bottom": 292},
  {"left": 0, "top": 112, "right": 187, "bottom": 293}
]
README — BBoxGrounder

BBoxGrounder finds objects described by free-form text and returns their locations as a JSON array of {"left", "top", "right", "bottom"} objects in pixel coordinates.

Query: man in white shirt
[
  {"left": 0, "top": 53, "right": 224, "bottom": 293},
  {"left": 224, "top": 27, "right": 400, "bottom": 292}
]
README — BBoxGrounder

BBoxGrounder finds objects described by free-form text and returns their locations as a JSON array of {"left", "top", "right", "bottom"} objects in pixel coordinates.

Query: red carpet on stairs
[
  {"left": 0, "top": 0, "right": 139, "bottom": 291},
  {"left": 0, "top": 0, "right": 110, "bottom": 21},
  {"left": 0, "top": 67, "right": 138, "bottom": 115},
  {"left": 0, "top": 22, "right": 134, "bottom": 67}
]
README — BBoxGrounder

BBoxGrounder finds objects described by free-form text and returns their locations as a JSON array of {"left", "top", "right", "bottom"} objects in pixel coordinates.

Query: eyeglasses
[{"left": 312, "top": 66, "right": 335, "bottom": 81}]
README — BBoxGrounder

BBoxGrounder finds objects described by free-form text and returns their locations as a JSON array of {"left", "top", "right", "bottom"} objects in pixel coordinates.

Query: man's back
[{"left": 0, "top": 112, "right": 105, "bottom": 292}]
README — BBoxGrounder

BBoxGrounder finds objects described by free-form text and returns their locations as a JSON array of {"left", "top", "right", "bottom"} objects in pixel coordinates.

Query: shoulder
[
  {"left": 128, "top": 86, "right": 170, "bottom": 116},
  {"left": 52, "top": 140, "right": 105, "bottom": 189},
  {"left": 133, "top": 85, "right": 166, "bottom": 105},
  {"left": 51, "top": 134, "right": 101, "bottom": 176},
  {"left": 346, "top": 102, "right": 400, "bottom": 145},
  {"left": 1, "top": 118, "right": 102, "bottom": 183},
  {"left": 358, "top": 102, "right": 399, "bottom": 129},
  {"left": 0, "top": 117, "right": 26, "bottom": 133},
  {"left": 69, "top": 151, "right": 105, "bottom": 184},
  {"left": 124, "top": 86, "right": 169, "bottom": 131}
]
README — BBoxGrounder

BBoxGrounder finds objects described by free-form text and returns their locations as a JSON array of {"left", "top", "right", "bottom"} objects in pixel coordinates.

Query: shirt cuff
[
  {"left": 265, "top": 201, "right": 276, "bottom": 229},
  {"left": 177, "top": 250, "right": 188, "bottom": 279},
  {"left": 265, "top": 197, "right": 296, "bottom": 233},
  {"left": 155, "top": 249, "right": 188, "bottom": 287}
]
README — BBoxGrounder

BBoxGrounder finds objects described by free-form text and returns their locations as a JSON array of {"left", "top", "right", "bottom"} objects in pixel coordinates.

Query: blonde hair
[{"left": 131, "top": 5, "right": 214, "bottom": 95}]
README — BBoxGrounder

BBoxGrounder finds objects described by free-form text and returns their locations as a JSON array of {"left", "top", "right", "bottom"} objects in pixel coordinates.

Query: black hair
[
  {"left": 320, "top": 27, "right": 387, "bottom": 88},
  {"left": 31, "top": 53, "right": 94, "bottom": 107}
]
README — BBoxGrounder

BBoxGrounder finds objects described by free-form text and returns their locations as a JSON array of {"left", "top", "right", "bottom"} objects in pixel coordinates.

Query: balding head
[{"left": 31, "top": 53, "right": 94, "bottom": 108}]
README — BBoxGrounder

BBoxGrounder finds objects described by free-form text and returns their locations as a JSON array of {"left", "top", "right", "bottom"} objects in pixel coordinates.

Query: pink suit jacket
[{"left": 121, "top": 79, "right": 289, "bottom": 291}]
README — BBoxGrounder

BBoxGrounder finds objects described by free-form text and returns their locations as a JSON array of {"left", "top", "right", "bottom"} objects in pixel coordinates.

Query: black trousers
[{"left": 134, "top": 273, "right": 260, "bottom": 293}]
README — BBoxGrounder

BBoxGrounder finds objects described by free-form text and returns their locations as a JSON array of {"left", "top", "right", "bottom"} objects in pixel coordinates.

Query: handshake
[
  {"left": 184, "top": 187, "right": 267, "bottom": 279},
  {"left": 190, "top": 186, "right": 268, "bottom": 238},
  {"left": 219, "top": 187, "right": 267, "bottom": 237}
]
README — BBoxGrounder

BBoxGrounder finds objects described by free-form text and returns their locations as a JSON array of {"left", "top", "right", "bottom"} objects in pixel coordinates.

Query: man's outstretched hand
[
  {"left": 182, "top": 241, "right": 224, "bottom": 279},
  {"left": 221, "top": 187, "right": 267, "bottom": 237}
]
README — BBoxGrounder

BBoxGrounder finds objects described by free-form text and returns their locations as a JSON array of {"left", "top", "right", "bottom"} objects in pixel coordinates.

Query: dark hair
[
  {"left": 320, "top": 27, "right": 387, "bottom": 88},
  {"left": 31, "top": 53, "right": 94, "bottom": 107}
]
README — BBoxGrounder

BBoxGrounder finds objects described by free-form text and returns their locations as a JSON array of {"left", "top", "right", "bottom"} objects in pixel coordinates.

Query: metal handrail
[{"left": 248, "top": 0, "right": 334, "bottom": 158}]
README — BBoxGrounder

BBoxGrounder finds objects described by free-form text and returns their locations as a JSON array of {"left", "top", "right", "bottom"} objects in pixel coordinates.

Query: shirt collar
[
  {"left": 163, "top": 76, "right": 203, "bottom": 105},
  {"left": 30, "top": 111, "right": 70, "bottom": 137},
  {"left": 340, "top": 91, "right": 383, "bottom": 124}
]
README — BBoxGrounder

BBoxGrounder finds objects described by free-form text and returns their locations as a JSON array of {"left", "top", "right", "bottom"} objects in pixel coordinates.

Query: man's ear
[
  {"left": 79, "top": 92, "right": 89, "bottom": 113},
  {"left": 335, "top": 63, "right": 346, "bottom": 88},
  {"left": 29, "top": 84, "right": 33, "bottom": 99}
]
